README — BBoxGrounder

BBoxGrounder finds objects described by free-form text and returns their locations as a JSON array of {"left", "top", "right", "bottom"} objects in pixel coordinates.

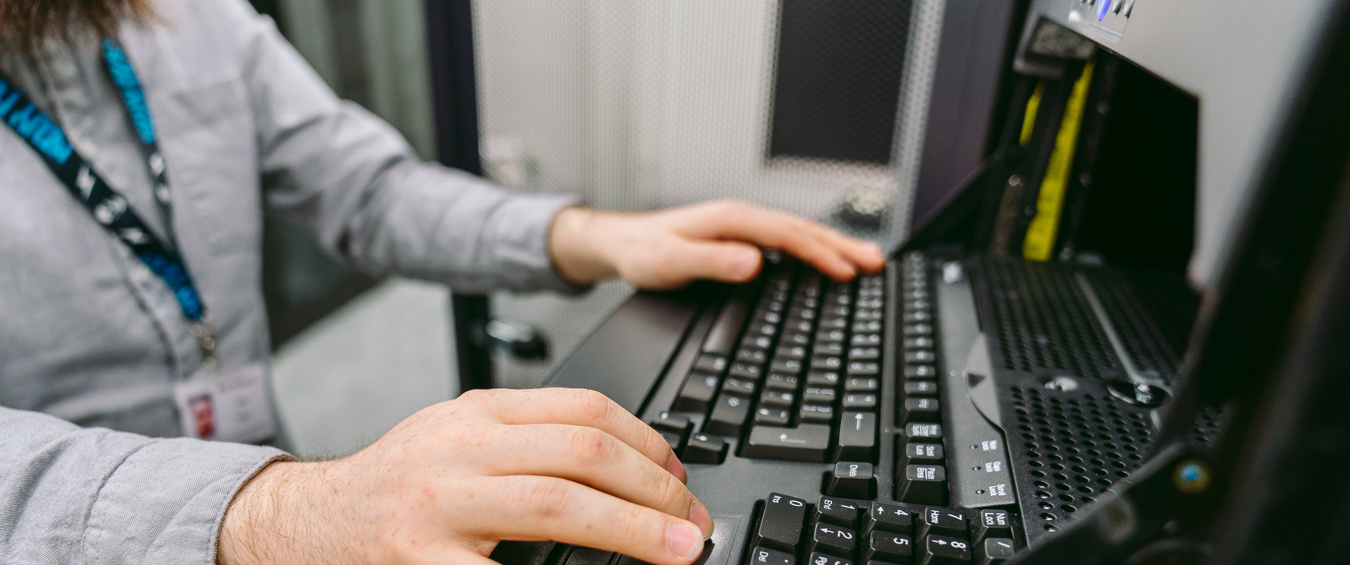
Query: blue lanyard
[{"left": 0, "top": 39, "right": 217, "bottom": 365}]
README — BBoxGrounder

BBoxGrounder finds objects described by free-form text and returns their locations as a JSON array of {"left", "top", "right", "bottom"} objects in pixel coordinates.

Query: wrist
[
  {"left": 217, "top": 460, "right": 354, "bottom": 565},
  {"left": 549, "top": 207, "right": 620, "bottom": 286}
]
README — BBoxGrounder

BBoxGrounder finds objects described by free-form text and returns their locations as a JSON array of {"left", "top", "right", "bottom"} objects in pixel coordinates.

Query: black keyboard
[
  {"left": 499, "top": 251, "right": 1216, "bottom": 565},
  {"left": 662, "top": 252, "right": 893, "bottom": 471}
]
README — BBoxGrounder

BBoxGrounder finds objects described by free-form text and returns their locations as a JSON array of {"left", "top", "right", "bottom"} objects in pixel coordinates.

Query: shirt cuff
[
  {"left": 484, "top": 192, "right": 593, "bottom": 295},
  {"left": 84, "top": 438, "right": 293, "bottom": 565}
]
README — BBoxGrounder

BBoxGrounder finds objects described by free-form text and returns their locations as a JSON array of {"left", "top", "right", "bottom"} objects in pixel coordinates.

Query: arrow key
[
  {"left": 835, "top": 411, "right": 878, "bottom": 462},
  {"left": 808, "top": 522, "right": 858, "bottom": 558},
  {"left": 921, "top": 535, "right": 972, "bottom": 565}
]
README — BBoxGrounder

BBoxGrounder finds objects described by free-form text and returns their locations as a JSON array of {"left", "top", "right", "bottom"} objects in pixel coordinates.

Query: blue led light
[{"left": 1097, "top": 0, "right": 1113, "bottom": 20}]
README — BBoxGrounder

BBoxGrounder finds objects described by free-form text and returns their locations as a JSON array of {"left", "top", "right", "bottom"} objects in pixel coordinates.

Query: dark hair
[{"left": 0, "top": 0, "right": 154, "bottom": 54}]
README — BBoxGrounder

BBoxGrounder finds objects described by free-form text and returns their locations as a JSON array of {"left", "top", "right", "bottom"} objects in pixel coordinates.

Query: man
[{"left": 0, "top": 1, "right": 885, "bottom": 564}]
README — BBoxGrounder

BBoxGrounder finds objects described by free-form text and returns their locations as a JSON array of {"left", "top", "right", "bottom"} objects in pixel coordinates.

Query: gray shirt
[{"left": 0, "top": 1, "right": 577, "bottom": 562}]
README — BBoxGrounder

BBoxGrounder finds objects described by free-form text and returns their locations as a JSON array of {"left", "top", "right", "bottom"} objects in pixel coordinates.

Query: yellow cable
[{"left": 1023, "top": 61, "right": 1095, "bottom": 262}]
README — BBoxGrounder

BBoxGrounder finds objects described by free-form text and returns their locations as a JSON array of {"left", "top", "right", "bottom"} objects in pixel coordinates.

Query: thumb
[{"left": 667, "top": 240, "right": 763, "bottom": 285}]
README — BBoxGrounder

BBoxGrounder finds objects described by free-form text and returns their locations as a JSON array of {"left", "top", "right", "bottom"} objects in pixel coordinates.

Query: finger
[
  {"left": 662, "top": 239, "right": 763, "bottom": 285},
  {"left": 806, "top": 224, "right": 887, "bottom": 273},
  {"left": 474, "top": 424, "right": 708, "bottom": 529},
  {"left": 471, "top": 476, "right": 712, "bottom": 565},
  {"left": 677, "top": 203, "right": 858, "bottom": 280},
  {"left": 462, "top": 388, "right": 686, "bottom": 482}
]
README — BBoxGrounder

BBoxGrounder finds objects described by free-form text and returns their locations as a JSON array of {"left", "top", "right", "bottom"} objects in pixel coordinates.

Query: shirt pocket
[{"left": 151, "top": 77, "right": 261, "bottom": 255}]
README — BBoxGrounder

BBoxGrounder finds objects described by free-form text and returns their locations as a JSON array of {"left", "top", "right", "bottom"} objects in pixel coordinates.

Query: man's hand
[
  {"left": 217, "top": 389, "right": 712, "bottom": 565},
  {"left": 549, "top": 200, "right": 887, "bottom": 290}
]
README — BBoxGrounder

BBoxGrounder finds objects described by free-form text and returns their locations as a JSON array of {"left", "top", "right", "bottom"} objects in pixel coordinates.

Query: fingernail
[
  {"left": 690, "top": 500, "right": 714, "bottom": 538},
  {"left": 863, "top": 241, "right": 884, "bottom": 258},
  {"left": 732, "top": 249, "right": 760, "bottom": 278},
  {"left": 667, "top": 454, "right": 687, "bottom": 483},
  {"left": 666, "top": 522, "right": 703, "bottom": 561}
]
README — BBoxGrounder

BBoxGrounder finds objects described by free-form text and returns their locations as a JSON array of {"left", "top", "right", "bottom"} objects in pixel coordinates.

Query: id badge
[{"left": 173, "top": 363, "right": 278, "bottom": 444}]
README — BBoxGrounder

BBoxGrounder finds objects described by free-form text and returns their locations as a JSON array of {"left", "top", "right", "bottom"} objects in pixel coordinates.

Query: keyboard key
[
  {"left": 866, "top": 502, "right": 916, "bottom": 535},
  {"left": 836, "top": 412, "right": 878, "bottom": 462},
  {"left": 784, "top": 319, "right": 814, "bottom": 334},
  {"left": 905, "top": 423, "right": 944, "bottom": 441},
  {"left": 819, "top": 317, "right": 849, "bottom": 330},
  {"left": 817, "top": 496, "right": 864, "bottom": 527},
  {"left": 682, "top": 433, "right": 727, "bottom": 464},
  {"left": 826, "top": 462, "right": 876, "bottom": 499},
  {"left": 898, "top": 466, "right": 948, "bottom": 505},
  {"left": 808, "top": 370, "right": 842, "bottom": 387},
  {"left": 674, "top": 372, "right": 720, "bottom": 412},
  {"left": 904, "top": 380, "right": 939, "bottom": 396},
  {"left": 900, "top": 397, "right": 941, "bottom": 423},
  {"left": 852, "top": 333, "right": 883, "bottom": 347},
  {"left": 975, "top": 538, "right": 1016, "bottom": 565},
  {"left": 846, "top": 377, "right": 880, "bottom": 392},
  {"left": 753, "top": 493, "right": 809, "bottom": 552},
  {"left": 903, "top": 311, "right": 932, "bottom": 323},
  {"left": 743, "top": 424, "right": 831, "bottom": 462},
  {"left": 760, "top": 389, "right": 795, "bottom": 407},
  {"left": 782, "top": 332, "right": 813, "bottom": 346},
  {"left": 818, "top": 329, "right": 848, "bottom": 343},
  {"left": 807, "top": 552, "right": 853, "bottom": 565},
  {"left": 850, "top": 347, "right": 881, "bottom": 361},
  {"left": 694, "top": 353, "right": 728, "bottom": 374},
  {"left": 724, "top": 377, "right": 757, "bottom": 395},
  {"left": 804, "top": 387, "right": 837, "bottom": 404},
  {"left": 765, "top": 373, "right": 800, "bottom": 391},
  {"left": 901, "top": 442, "right": 945, "bottom": 466},
  {"left": 649, "top": 411, "right": 691, "bottom": 436},
  {"left": 777, "top": 345, "right": 809, "bottom": 360},
  {"left": 738, "top": 348, "right": 769, "bottom": 364},
  {"left": 855, "top": 309, "right": 883, "bottom": 321},
  {"left": 705, "top": 394, "right": 751, "bottom": 436},
  {"left": 750, "top": 322, "right": 778, "bottom": 337},
  {"left": 843, "top": 393, "right": 879, "bottom": 411},
  {"left": 816, "top": 341, "right": 845, "bottom": 356},
  {"left": 658, "top": 430, "right": 682, "bottom": 451},
  {"left": 848, "top": 362, "right": 880, "bottom": 377},
  {"left": 904, "top": 324, "right": 933, "bottom": 337},
  {"left": 865, "top": 531, "right": 915, "bottom": 564},
  {"left": 731, "top": 362, "right": 764, "bottom": 380},
  {"left": 800, "top": 403, "right": 835, "bottom": 423},
  {"left": 744, "top": 335, "right": 774, "bottom": 350},
  {"left": 812, "top": 356, "right": 845, "bottom": 371},
  {"left": 755, "top": 406, "right": 792, "bottom": 426},
  {"left": 771, "top": 359, "right": 805, "bottom": 375},
  {"left": 918, "top": 508, "right": 967, "bottom": 539},
  {"left": 565, "top": 547, "right": 616, "bottom": 564},
  {"left": 904, "top": 350, "right": 936, "bottom": 364},
  {"left": 749, "top": 546, "right": 796, "bottom": 565},
  {"left": 972, "top": 510, "right": 1011, "bottom": 542},
  {"left": 853, "top": 320, "right": 883, "bottom": 333},
  {"left": 904, "top": 337, "right": 934, "bottom": 349},
  {"left": 921, "top": 535, "right": 971, "bottom": 565},
  {"left": 904, "top": 364, "right": 937, "bottom": 379},
  {"left": 808, "top": 522, "right": 858, "bottom": 558}
]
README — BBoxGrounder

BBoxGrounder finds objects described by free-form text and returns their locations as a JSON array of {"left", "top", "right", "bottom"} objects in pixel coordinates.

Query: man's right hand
[{"left": 217, "top": 388, "right": 713, "bottom": 565}]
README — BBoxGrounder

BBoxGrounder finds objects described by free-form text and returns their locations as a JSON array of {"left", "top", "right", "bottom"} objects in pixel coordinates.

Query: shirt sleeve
[
  {"left": 226, "top": 2, "right": 583, "bottom": 294},
  {"left": 0, "top": 406, "right": 291, "bottom": 565}
]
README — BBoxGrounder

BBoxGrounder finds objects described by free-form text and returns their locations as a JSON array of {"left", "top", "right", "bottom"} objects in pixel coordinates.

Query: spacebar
[{"left": 741, "top": 424, "right": 830, "bottom": 462}]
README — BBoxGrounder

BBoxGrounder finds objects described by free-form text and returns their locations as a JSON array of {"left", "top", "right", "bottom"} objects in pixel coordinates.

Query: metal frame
[{"left": 425, "top": 0, "right": 495, "bottom": 393}]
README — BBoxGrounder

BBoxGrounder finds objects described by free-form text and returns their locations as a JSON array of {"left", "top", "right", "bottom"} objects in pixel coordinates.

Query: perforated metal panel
[
  {"left": 975, "top": 257, "right": 1124, "bottom": 380},
  {"left": 1084, "top": 270, "right": 1199, "bottom": 380},
  {"left": 1006, "top": 384, "right": 1152, "bottom": 534}
]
